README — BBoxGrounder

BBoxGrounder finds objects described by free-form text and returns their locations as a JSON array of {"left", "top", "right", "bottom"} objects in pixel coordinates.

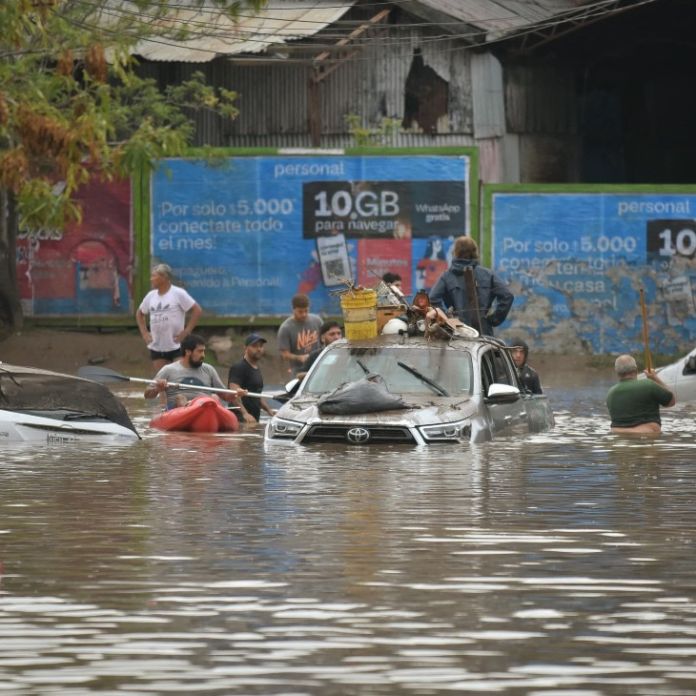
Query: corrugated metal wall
[
  {"left": 499, "top": 62, "right": 581, "bottom": 183},
  {"left": 136, "top": 24, "right": 476, "bottom": 146},
  {"left": 227, "top": 132, "right": 476, "bottom": 148},
  {"left": 134, "top": 15, "right": 582, "bottom": 184},
  {"left": 138, "top": 60, "right": 310, "bottom": 144},
  {"left": 471, "top": 52, "right": 505, "bottom": 139},
  {"left": 505, "top": 64, "right": 578, "bottom": 135}
]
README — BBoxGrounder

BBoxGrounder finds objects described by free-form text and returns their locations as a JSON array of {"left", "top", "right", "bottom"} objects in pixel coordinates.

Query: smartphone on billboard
[{"left": 316, "top": 234, "right": 352, "bottom": 287}]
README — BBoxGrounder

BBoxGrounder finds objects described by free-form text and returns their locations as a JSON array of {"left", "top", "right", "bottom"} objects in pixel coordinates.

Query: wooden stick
[
  {"left": 639, "top": 287, "right": 653, "bottom": 371},
  {"left": 463, "top": 267, "right": 483, "bottom": 333}
]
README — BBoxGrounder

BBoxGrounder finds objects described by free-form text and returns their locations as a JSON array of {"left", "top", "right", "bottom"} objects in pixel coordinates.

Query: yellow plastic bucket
[{"left": 340, "top": 289, "right": 378, "bottom": 340}]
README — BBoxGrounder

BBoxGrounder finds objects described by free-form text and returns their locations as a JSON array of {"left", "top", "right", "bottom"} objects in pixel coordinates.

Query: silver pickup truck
[{"left": 265, "top": 335, "right": 554, "bottom": 445}]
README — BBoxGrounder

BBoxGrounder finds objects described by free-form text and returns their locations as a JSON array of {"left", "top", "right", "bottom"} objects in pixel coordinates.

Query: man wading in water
[
  {"left": 145, "top": 334, "right": 234, "bottom": 410},
  {"left": 606, "top": 354, "right": 676, "bottom": 434},
  {"left": 509, "top": 338, "right": 543, "bottom": 395},
  {"left": 228, "top": 334, "right": 276, "bottom": 426}
]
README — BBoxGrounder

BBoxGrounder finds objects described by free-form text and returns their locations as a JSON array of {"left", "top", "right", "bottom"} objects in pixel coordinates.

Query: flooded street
[{"left": 1, "top": 376, "right": 696, "bottom": 695}]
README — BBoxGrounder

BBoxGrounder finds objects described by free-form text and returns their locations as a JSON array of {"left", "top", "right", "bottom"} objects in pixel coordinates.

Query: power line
[{"left": 49, "top": 0, "right": 660, "bottom": 65}]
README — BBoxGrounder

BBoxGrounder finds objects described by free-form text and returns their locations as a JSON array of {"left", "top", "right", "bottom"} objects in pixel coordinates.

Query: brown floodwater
[{"left": 1, "top": 377, "right": 695, "bottom": 695}]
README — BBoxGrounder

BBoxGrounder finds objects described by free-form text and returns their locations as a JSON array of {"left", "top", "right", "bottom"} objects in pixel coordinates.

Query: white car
[
  {"left": 657, "top": 346, "right": 696, "bottom": 403},
  {"left": 0, "top": 362, "right": 139, "bottom": 444},
  {"left": 265, "top": 335, "right": 554, "bottom": 446}
]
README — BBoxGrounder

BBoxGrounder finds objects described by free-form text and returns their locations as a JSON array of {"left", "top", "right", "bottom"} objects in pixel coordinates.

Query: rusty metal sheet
[{"left": 114, "top": 0, "right": 355, "bottom": 63}]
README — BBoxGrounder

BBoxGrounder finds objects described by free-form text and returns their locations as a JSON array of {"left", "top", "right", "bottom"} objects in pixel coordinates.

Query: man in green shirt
[{"left": 606, "top": 354, "right": 675, "bottom": 434}]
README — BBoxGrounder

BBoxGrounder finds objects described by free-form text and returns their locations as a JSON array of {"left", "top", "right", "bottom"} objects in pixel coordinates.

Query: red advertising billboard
[{"left": 16, "top": 178, "right": 133, "bottom": 316}]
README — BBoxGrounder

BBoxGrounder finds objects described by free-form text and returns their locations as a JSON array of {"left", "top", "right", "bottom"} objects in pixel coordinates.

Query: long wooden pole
[
  {"left": 639, "top": 287, "right": 653, "bottom": 371},
  {"left": 464, "top": 267, "right": 483, "bottom": 333}
]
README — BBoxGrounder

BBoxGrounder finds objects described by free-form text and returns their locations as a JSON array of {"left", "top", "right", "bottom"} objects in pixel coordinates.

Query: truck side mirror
[{"left": 486, "top": 383, "right": 520, "bottom": 403}]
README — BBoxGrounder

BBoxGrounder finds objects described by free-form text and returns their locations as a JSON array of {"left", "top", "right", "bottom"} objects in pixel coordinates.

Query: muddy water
[{"left": 1, "top": 378, "right": 695, "bottom": 695}]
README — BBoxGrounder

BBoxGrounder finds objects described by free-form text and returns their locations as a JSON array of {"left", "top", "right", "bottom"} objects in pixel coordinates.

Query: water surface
[{"left": 1, "top": 378, "right": 695, "bottom": 694}]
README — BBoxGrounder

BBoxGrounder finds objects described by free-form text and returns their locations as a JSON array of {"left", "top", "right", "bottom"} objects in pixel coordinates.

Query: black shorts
[{"left": 149, "top": 348, "right": 181, "bottom": 362}]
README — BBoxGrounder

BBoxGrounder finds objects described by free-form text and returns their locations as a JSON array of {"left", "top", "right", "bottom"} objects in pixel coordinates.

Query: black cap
[{"left": 245, "top": 333, "right": 267, "bottom": 347}]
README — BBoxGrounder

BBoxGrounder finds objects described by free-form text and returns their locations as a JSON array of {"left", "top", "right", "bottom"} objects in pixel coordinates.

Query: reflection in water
[{"left": 1, "top": 381, "right": 695, "bottom": 693}]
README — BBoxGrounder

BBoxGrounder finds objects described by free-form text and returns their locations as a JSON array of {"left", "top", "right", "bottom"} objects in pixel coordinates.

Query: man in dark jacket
[
  {"left": 509, "top": 337, "right": 543, "bottom": 394},
  {"left": 429, "top": 236, "right": 513, "bottom": 336}
]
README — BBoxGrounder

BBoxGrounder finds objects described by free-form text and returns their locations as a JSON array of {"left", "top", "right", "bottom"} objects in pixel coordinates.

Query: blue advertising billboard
[
  {"left": 149, "top": 153, "right": 475, "bottom": 316},
  {"left": 490, "top": 188, "right": 696, "bottom": 354}
]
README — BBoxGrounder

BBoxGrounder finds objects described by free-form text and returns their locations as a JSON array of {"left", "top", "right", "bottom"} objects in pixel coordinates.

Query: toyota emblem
[{"left": 346, "top": 427, "right": 370, "bottom": 444}]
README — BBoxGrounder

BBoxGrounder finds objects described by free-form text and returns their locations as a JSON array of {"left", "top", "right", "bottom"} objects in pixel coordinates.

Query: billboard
[
  {"left": 16, "top": 178, "right": 133, "bottom": 316},
  {"left": 149, "top": 153, "right": 475, "bottom": 316},
  {"left": 489, "top": 188, "right": 696, "bottom": 353}
]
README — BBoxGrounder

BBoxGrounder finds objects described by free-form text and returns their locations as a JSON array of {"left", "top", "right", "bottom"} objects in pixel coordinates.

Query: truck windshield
[{"left": 302, "top": 346, "right": 473, "bottom": 396}]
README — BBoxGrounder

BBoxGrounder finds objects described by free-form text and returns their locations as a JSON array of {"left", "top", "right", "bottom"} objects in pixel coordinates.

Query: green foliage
[
  {"left": 0, "top": 0, "right": 261, "bottom": 232},
  {"left": 344, "top": 114, "right": 403, "bottom": 147}
]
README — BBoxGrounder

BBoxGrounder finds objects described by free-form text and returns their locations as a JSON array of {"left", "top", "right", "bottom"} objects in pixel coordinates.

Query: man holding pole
[
  {"left": 606, "top": 354, "right": 675, "bottom": 434},
  {"left": 145, "top": 334, "right": 235, "bottom": 410}
]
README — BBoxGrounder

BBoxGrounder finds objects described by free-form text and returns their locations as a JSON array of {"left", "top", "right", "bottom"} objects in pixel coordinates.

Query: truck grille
[{"left": 304, "top": 424, "right": 416, "bottom": 444}]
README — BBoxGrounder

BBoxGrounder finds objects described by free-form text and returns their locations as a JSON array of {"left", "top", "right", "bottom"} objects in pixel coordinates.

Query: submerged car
[
  {"left": 0, "top": 362, "right": 139, "bottom": 444},
  {"left": 656, "top": 345, "right": 696, "bottom": 403},
  {"left": 265, "top": 335, "right": 554, "bottom": 445}
]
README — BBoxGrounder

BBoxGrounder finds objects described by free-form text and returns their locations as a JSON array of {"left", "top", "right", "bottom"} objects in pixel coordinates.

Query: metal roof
[
  {"left": 127, "top": 0, "right": 356, "bottom": 63},
  {"left": 409, "top": 0, "right": 590, "bottom": 27},
  {"left": 401, "top": 0, "right": 628, "bottom": 42},
  {"left": 117, "top": 0, "right": 644, "bottom": 63}
]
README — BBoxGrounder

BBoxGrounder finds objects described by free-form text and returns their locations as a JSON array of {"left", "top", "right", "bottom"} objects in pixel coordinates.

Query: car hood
[{"left": 274, "top": 394, "right": 477, "bottom": 426}]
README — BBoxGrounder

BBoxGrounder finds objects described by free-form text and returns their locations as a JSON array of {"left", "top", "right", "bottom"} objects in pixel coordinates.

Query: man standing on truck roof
[{"left": 429, "top": 236, "right": 513, "bottom": 336}]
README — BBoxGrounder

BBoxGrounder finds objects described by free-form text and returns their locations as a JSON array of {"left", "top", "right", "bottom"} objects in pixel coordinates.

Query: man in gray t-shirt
[
  {"left": 144, "top": 334, "right": 232, "bottom": 410},
  {"left": 277, "top": 293, "right": 323, "bottom": 376}
]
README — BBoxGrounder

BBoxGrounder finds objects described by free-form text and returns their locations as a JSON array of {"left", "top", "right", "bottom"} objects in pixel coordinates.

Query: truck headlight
[
  {"left": 420, "top": 420, "right": 470, "bottom": 441},
  {"left": 268, "top": 417, "right": 303, "bottom": 439}
]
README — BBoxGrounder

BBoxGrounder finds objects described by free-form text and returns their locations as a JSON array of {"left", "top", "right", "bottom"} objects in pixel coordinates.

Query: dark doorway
[
  {"left": 403, "top": 49, "right": 449, "bottom": 134},
  {"left": 511, "top": 0, "right": 696, "bottom": 183}
]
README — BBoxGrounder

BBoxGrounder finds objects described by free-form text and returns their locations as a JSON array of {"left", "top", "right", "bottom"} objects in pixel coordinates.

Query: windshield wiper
[
  {"left": 396, "top": 361, "right": 449, "bottom": 396},
  {"left": 356, "top": 359, "right": 371, "bottom": 375}
]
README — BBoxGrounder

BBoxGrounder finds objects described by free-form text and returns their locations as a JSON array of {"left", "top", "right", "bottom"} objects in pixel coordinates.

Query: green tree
[
  {"left": 345, "top": 114, "right": 402, "bottom": 148},
  {"left": 0, "top": 0, "right": 262, "bottom": 333}
]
